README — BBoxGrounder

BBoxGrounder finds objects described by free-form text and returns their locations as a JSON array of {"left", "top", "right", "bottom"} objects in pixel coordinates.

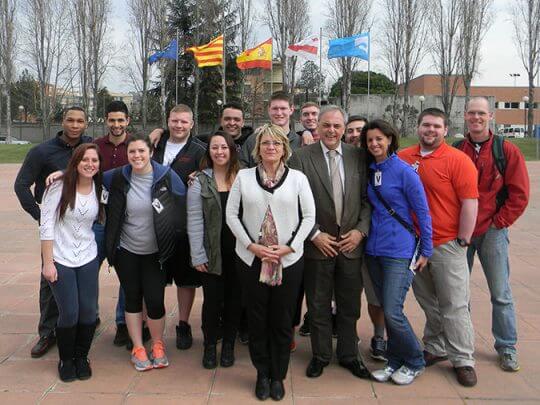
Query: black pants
[
  {"left": 238, "top": 256, "right": 304, "bottom": 380},
  {"left": 114, "top": 248, "right": 166, "bottom": 319},
  {"left": 304, "top": 255, "right": 362, "bottom": 363},
  {"left": 38, "top": 273, "right": 59, "bottom": 338},
  {"left": 200, "top": 254, "right": 241, "bottom": 345}
]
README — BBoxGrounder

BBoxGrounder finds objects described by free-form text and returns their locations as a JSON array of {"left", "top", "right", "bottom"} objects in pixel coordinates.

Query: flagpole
[
  {"left": 270, "top": 41, "right": 274, "bottom": 96},
  {"left": 366, "top": 33, "right": 371, "bottom": 120},
  {"left": 221, "top": 10, "right": 227, "bottom": 104},
  {"left": 175, "top": 29, "right": 179, "bottom": 105},
  {"left": 319, "top": 28, "right": 323, "bottom": 105}
]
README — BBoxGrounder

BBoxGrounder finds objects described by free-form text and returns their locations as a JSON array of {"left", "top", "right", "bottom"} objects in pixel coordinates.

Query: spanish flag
[
  {"left": 236, "top": 38, "right": 273, "bottom": 70},
  {"left": 186, "top": 35, "right": 223, "bottom": 67}
]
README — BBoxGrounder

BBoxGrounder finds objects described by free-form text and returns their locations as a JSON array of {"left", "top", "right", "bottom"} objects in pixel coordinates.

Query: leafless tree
[
  {"left": 235, "top": 0, "right": 254, "bottom": 100},
  {"left": 71, "top": 0, "right": 111, "bottom": 127},
  {"left": 0, "top": 0, "right": 17, "bottom": 143},
  {"left": 511, "top": 0, "right": 540, "bottom": 138},
  {"left": 127, "top": 0, "right": 154, "bottom": 131},
  {"left": 326, "top": 0, "right": 372, "bottom": 111},
  {"left": 458, "top": 0, "right": 492, "bottom": 127},
  {"left": 264, "top": 0, "right": 310, "bottom": 93},
  {"left": 22, "top": 0, "right": 72, "bottom": 139},
  {"left": 430, "top": 0, "right": 462, "bottom": 128}
]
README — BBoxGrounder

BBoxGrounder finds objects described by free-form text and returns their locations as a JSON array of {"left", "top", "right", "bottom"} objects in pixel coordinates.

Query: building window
[{"left": 503, "top": 102, "right": 520, "bottom": 109}]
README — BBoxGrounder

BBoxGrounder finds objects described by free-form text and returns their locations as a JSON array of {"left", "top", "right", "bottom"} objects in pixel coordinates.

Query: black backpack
[{"left": 453, "top": 135, "right": 508, "bottom": 208}]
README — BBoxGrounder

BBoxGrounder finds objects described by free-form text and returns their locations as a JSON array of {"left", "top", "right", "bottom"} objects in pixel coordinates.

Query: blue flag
[
  {"left": 328, "top": 32, "right": 369, "bottom": 61},
  {"left": 149, "top": 39, "right": 178, "bottom": 64}
]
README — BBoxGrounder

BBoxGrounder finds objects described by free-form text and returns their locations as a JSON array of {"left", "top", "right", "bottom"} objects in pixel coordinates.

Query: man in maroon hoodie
[{"left": 455, "top": 97, "right": 529, "bottom": 372}]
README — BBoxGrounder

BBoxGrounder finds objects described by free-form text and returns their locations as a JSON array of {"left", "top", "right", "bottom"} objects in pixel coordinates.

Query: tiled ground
[{"left": 1, "top": 162, "right": 539, "bottom": 404}]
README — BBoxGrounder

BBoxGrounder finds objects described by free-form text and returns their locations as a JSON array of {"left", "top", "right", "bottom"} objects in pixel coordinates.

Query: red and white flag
[{"left": 285, "top": 35, "right": 319, "bottom": 61}]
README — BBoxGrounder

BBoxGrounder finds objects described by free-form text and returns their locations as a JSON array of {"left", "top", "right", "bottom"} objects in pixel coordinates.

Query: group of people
[{"left": 14, "top": 92, "right": 529, "bottom": 400}]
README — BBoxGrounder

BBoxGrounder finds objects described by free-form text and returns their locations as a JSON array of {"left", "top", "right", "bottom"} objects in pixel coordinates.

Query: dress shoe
[
  {"left": 338, "top": 359, "right": 371, "bottom": 379},
  {"left": 31, "top": 334, "right": 56, "bottom": 358},
  {"left": 270, "top": 379, "right": 285, "bottom": 401},
  {"left": 454, "top": 366, "right": 477, "bottom": 387},
  {"left": 306, "top": 358, "right": 329, "bottom": 378},
  {"left": 202, "top": 344, "right": 217, "bottom": 369},
  {"left": 255, "top": 372, "right": 270, "bottom": 400},
  {"left": 220, "top": 341, "right": 235, "bottom": 367},
  {"left": 423, "top": 350, "right": 448, "bottom": 367}
]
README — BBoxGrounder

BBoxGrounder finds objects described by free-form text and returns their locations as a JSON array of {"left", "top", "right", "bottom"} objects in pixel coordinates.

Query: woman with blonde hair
[{"left": 226, "top": 124, "right": 316, "bottom": 401}]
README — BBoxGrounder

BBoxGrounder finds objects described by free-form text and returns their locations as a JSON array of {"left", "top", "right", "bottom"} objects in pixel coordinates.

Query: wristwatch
[{"left": 456, "top": 238, "right": 469, "bottom": 247}]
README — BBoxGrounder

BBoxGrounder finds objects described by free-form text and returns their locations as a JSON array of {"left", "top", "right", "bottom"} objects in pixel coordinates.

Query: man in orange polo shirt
[{"left": 399, "top": 108, "right": 479, "bottom": 387}]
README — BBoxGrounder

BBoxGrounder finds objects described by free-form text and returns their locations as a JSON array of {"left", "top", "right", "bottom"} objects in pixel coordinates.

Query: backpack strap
[
  {"left": 492, "top": 135, "right": 506, "bottom": 177},
  {"left": 452, "top": 139, "right": 465, "bottom": 149}
]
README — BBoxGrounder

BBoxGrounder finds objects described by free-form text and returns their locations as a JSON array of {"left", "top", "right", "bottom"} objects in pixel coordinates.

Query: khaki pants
[{"left": 412, "top": 239, "right": 475, "bottom": 368}]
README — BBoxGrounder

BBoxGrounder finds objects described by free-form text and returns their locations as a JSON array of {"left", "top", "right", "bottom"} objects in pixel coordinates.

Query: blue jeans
[
  {"left": 366, "top": 255, "right": 425, "bottom": 371},
  {"left": 467, "top": 227, "right": 517, "bottom": 355},
  {"left": 48, "top": 258, "right": 99, "bottom": 327},
  {"left": 93, "top": 222, "right": 126, "bottom": 325}
]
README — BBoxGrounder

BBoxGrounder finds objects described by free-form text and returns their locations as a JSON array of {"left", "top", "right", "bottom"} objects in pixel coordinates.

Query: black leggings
[{"left": 114, "top": 248, "right": 166, "bottom": 319}]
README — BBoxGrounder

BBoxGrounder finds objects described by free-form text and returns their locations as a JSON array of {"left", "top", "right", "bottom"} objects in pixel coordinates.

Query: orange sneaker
[
  {"left": 151, "top": 340, "right": 169, "bottom": 369},
  {"left": 131, "top": 346, "right": 153, "bottom": 371}
]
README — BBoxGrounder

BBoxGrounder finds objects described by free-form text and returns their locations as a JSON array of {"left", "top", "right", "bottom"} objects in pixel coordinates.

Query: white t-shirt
[{"left": 163, "top": 140, "right": 186, "bottom": 166}]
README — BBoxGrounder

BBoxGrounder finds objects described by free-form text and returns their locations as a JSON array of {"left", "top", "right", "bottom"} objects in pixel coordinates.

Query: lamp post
[
  {"left": 523, "top": 96, "right": 529, "bottom": 136},
  {"left": 216, "top": 99, "right": 223, "bottom": 111},
  {"left": 18, "top": 105, "right": 24, "bottom": 141},
  {"left": 419, "top": 95, "right": 425, "bottom": 114},
  {"left": 510, "top": 73, "right": 521, "bottom": 87}
]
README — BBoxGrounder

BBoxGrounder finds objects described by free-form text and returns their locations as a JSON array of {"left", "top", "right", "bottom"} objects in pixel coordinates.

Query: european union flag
[
  {"left": 328, "top": 32, "right": 369, "bottom": 61},
  {"left": 149, "top": 39, "right": 178, "bottom": 64}
]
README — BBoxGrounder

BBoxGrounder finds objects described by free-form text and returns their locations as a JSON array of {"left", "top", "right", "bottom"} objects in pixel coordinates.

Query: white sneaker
[
  {"left": 391, "top": 366, "right": 424, "bottom": 385},
  {"left": 371, "top": 366, "right": 396, "bottom": 382}
]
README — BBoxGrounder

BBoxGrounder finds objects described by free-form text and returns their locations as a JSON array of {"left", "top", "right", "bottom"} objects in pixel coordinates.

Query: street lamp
[
  {"left": 216, "top": 99, "right": 223, "bottom": 111},
  {"left": 18, "top": 105, "right": 24, "bottom": 141},
  {"left": 419, "top": 95, "right": 425, "bottom": 113},
  {"left": 523, "top": 95, "right": 529, "bottom": 136},
  {"left": 510, "top": 73, "right": 521, "bottom": 87}
]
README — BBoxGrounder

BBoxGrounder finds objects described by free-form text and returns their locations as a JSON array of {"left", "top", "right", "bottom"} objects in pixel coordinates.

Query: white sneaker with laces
[
  {"left": 371, "top": 365, "right": 396, "bottom": 382},
  {"left": 391, "top": 365, "right": 424, "bottom": 385}
]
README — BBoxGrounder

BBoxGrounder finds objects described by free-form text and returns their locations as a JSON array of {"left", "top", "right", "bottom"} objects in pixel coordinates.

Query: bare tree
[
  {"left": 326, "top": 0, "right": 372, "bottom": 111},
  {"left": 431, "top": 0, "right": 462, "bottom": 128},
  {"left": 264, "top": 0, "right": 310, "bottom": 93},
  {"left": 0, "top": 0, "right": 17, "bottom": 143},
  {"left": 512, "top": 0, "right": 540, "bottom": 138},
  {"left": 236, "top": 0, "right": 254, "bottom": 100},
  {"left": 458, "top": 0, "right": 492, "bottom": 128},
  {"left": 22, "top": 0, "right": 72, "bottom": 139},
  {"left": 128, "top": 0, "right": 154, "bottom": 131}
]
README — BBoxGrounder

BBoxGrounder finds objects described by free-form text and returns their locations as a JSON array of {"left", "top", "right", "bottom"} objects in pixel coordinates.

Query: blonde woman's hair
[{"left": 251, "top": 124, "right": 292, "bottom": 164}]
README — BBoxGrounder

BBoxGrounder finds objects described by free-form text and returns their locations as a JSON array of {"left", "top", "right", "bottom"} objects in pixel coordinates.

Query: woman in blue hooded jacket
[{"left": 360, "top": 119, "right": 432, "bottom": 386}]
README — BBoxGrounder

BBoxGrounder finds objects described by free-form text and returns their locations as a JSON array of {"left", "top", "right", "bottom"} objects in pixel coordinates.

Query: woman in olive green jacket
[{"left": 187, "top": 131, "right": 241, "bottom": 370}]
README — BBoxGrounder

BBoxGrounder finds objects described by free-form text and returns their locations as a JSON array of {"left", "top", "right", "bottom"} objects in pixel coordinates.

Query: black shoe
[
  {"left": 176, "top": 321, "right": 193, "bottom": 350},
  {"left": 423, "top": 350, "right": 448, "bottom": 367},
  {"left": 239, "top": 328, "right": 249, "bottom": 345},
  {"left": 370, "top": 336, "right": 387, "bottom": 362},
  {"left": 75, "top": 357, "right": 92, "bottom": 380},
  {"left": 339, "top": 359, "right": 371, "bottom": 379},
  {"left": 202, "top": 344, "right": 217, "bottom": 369},
  {"left": 332, "top": 313, "right": 338, "bottom": 338},
  {"left": 220, "top": 341, "right": 235, "bottom": 367},
  {"left": 113, "top": 324, "right": 129, "bottom": 347},
  {"left": 31, "top": 334, "right": 56, "bottom": 358},
  {"left": 255, "top": 372, "right": 270, "bottom": 400},
  {"left": 126, "top": 324, "right": 152, "bottom": 351},
  {"left": 299, "top": 314, "right": 310, "bottom": 337},
  {"left": 270, "top": 380, "right": 285, "bottom": 401},
  {"left": 58, "top": 359, "right": 77, "bottom": 382},
  {"left": 306, "top": 358, "right": 329, "bottom": 378}
]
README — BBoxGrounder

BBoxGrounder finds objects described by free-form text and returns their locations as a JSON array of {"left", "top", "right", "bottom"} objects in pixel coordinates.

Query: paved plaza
[{"left": 0, "top": 163, "right": 539, "bottom": 404}]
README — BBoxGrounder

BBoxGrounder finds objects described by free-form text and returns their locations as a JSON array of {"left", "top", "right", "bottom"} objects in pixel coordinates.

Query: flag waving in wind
[
  {"left": 328, "top": 32, "right": 370, "bottom": 61},
  {"left": 148, "top": 39, "right": 178, "bottom": 64},
  {"left": 285, "top": 35, "right": 319, "bottom": 61},
  {"left": 236, "top": 38, "right": 273, "bottom": 70},
  {"left": 187, "top": 35, "right": 224, "bottom": 68}
]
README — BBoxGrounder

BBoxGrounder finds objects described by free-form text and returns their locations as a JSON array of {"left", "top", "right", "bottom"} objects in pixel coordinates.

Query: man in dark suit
[{"left": 288, "top": 106, "right": 371, "bottom": 379}]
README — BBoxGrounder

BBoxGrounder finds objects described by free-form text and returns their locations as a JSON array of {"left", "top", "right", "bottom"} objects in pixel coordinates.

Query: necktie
[{"left": 328, "top": 149, "right": 343, "bottom": 226}]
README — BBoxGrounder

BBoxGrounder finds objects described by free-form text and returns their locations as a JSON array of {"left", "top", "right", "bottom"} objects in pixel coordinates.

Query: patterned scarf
[{"left": 257, "top": 163, "right": 285, "bottom": 286}]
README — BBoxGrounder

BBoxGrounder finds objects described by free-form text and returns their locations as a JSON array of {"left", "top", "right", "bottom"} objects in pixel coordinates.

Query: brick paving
[{"left": 1, "top": 162, "right": 539, "bottom": 404}]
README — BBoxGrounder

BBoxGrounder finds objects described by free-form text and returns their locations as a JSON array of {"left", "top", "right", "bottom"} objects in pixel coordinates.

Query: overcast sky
[{"left": 105, "top": 0, "right": 533, "bottom": 92}]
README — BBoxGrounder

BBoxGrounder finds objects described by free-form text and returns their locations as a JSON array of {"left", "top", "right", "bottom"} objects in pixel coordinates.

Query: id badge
[
  {"left": 100, "top": 189, "right": 109, "bottom": 204},
  {"left": 152, "top": 198, "right": 164, "bottom": 214},
  {"left": 374, "top": 170, "right": 382, "bottom": 186}
]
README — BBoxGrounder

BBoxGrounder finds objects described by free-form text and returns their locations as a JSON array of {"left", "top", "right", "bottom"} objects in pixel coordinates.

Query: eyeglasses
[{"left": 261, "top": 140, "right": 283, "bottom": 147}]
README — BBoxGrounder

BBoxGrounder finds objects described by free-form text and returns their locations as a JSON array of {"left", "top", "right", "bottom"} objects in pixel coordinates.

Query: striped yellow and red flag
[
  {"left": 186, "top": 35, "right": 223, "bottom": 67},
  {"left": 236, "top": 38, "right": 272, "bottom": 70}
]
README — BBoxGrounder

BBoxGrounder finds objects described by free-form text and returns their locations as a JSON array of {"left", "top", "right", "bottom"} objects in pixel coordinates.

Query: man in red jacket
[{"left": 456, "top": 97, "right": 530, "bottom": 372}]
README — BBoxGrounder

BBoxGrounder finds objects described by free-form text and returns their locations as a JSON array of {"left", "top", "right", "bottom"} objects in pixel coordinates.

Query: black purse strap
[{"left": 370, "top": 171, "right": 416, "bottom": 236}]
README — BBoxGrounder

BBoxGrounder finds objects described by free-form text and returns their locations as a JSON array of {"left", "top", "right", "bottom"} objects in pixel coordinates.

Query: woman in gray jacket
[{"left": 187, "top": 131, "right": 241, "bottom": 369}]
